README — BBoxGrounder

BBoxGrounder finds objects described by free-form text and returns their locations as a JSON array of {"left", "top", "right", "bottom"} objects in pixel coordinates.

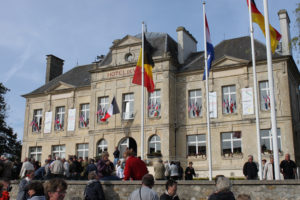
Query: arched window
[
  {"left": 148, "top": 135, "right": 161, "bottom": 154},
  {"left": 97, "top": 139, "right": 108, "bottom": 156}
]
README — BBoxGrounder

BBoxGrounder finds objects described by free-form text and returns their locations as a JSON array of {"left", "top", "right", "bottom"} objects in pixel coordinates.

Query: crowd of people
[{"left": 0, "top": 151, "right": 298, "bottom": 199}]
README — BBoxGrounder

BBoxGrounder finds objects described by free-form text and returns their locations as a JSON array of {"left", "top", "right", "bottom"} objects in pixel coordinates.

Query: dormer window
[{"left": 125, "top": 53, "right": 134, "bottom": 62}]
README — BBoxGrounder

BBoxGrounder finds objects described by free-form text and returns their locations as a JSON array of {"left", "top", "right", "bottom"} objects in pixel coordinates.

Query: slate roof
[
  {"left": 179, "top": 36, "right": 282, "bottom": 72},
  {"left": 23, "top": 64, "right": 93, "bottom": 96}
]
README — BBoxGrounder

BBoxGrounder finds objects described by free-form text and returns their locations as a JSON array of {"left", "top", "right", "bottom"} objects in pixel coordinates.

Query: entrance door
[{"left": 119, "top": 137, "right": 137, "bottom": 158}]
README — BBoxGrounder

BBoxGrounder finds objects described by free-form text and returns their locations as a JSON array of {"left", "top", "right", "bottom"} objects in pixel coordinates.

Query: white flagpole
[
  {"left": 248, "top": 0, "right": 263, "bottom": 180},
  {"left": 203, "top": 1, "right": 212, "bottom": 181},
  {"left": 263, "top": 0, "right": 280, "bottom": 180},
  {"left": 141, "top": 22, "right": 145, "bottom": 160}
]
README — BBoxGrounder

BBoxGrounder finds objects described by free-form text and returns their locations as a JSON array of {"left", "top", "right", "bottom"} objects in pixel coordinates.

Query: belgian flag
[
  {"left": 132, "top": 34, "right": 155, "bottom": 93},
  {"left": 247, "top": 0, "right": 281, "bottom": 53}
]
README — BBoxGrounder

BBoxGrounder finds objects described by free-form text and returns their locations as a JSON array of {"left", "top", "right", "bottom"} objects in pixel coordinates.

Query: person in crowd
[
  {"left": 169, "top": 162, "right": 179, "bottom": 180},
  {"left": 34, "top": 161, "right": 46, "bottom": 180},
  {"left": 261, "top": 159, "right": 267, "bottom": 172},
  {"left": 280, "top": 153, "right": 297, "bottom": 179},
  {"left": 26, "top": 181, "right": 46, "bottom": 200},
  {"left": 113, "top": 147, "right": 120, "bottom": 166},
  {"left": 0, "top": 156, "right": 12, "bottom": 180},
  {"left": 20, "top": 158, "right": 35, "bottom": 178},
  {"left": 123, "top": 150, "right": 148, "bottom": 180},
  {"left": 97, "top": 152, "right": 119, "bottom": 180},
  {"left": 68, "top": 157, "right": 77, "bottom": 180},
  {"left": 81, "top": 157, "right": 89, "bottom": 180},
  {"left": 177, "top": 162, "right": 183, "bottom": 180},
  {"left": 237, "top": 194, "right": 251, "bottom": 200},
  {"left": 73, "top": 156, "right": 83, "bottom": 180},
  {"left": 44, "top": 160, "right": 51, "bottom": 180},
  {"left": 208, "top": 176, "right": 235, "bottom": 200},
  {"left": 84, "top": 171, "right": 105, "bottom": 200},
  {"left": 263, "top": 155, "right": 275, "bottom": 180},
  {"left": 12, "top": 160, "right": 23, "bottom": 180},
  {"left": 47, "top": 155, "right": 54, "bottom": 164},
  {"left": 154, "top": 159, "right": 165, "bottom": 180},
  {"left": 185, "top": 162, "right": 196, "bottom": 180},
  {"left": 17, "top": 170, "right": 35, "bottom": 200},
  {"left": 116, "top": 160, "right": 124, "bottom": 180},
  {"left": 62, "top": 159, "right": 69, "bottom": 179},
  {"left": 44, "top": 178, "right": 67, "bottom": 200},
  {"left": 164, "top": 161, "right": 170, "bottom": 180},
  {"left": 0, "top": 179, "right": 11, "bottom": 200},
  {"left": 160, "top": 179, "right": 180, "bottom": 200},
  {"left": 243, "top": 155, "right": 258, "bottom": 180},
  {"left": 50, "top": 157, "right": 64, "bottom": 178},
  {"left": 128, "top": 174, "right": 159, "bottom": 200},
  {"left": 85, "top": 159, "right": 97, "bottom": 177},
  {"left": 33, "top": 160, "right": 40, "bottom": 171}
]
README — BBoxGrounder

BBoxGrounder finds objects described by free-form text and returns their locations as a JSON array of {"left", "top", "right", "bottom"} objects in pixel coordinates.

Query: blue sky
[{"left": 0, "top": 0, "right": 298, "bottom": 141}]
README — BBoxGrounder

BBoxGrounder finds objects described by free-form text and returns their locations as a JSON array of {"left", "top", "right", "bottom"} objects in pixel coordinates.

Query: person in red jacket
[
  {"left": 123, "top": 150, "right": 148, "bottom": 180},
  {"left": 0, "top": 179, "right": 11, "bottom": 200}
]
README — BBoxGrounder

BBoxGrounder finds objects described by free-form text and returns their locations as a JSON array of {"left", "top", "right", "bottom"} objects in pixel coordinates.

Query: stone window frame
[
  {"left": 97, "top": 96, "right": 109, "bottom": 123},
  {"left": 79, "top": 103, "right": 90, "bottom": 128},
  {"left": 187, "top": 134, "right": 206, "bottom": 158},
  {"left": 148, "top": 135, "right": 161, "bottom": 156},
  {"left": 32, "top": 109, "right": 43, "bottom": 133},
  {"left": 148, "top": 90, "right": 161, "bottom": 118},
  {"left": 188, "top": 89, "right": 203, "bottom": 118},
  {"left": 54, "top": 106, "right": 65, "bottom": 131},
  {"left": 29, "top": 146, "right": 42, "bottom": 162},
  {"left": 259, "top": 81, "right": 271, "bottom": 111},
  {"left": 260, "top": 129, "right": 282, "bottom": 155},
  {"left": 221, "top": 132, "right": 242, "bottom": 157},
  {"left": 122, "top": 93, "right": 134, "bottom": 120},
  {"left": 76, "top": 143, "right": 89, "bottom": 158},
  {"left": 52, "top": 145, "right": 66, "bottom": 159},
  {"left": 222, "top": 85, "right": 237, "bottom": 114}
]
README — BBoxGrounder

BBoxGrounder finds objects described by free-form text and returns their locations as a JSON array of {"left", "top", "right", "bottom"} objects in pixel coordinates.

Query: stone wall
[{"left": 9, "top": 180, "right": 300, "bottom": 200}]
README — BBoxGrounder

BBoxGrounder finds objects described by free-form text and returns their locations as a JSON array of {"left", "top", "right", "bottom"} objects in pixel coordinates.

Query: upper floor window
[
  {"left": 187, "top": 134, "right": 206, "bottom": 157},
  {"left": 97, "top": 97, "right": 109, "bottom": 123},
  {"left": 222, "top": 85, "right": 237, "bottom": 114},
  {"left": 259, "top": 81, "right": 271, "bottom": 111},
  {"left": 148, "top": 135, "right": 161, "bottom": 155},
  {"left": 79, "top": 104, "right": 89, "bottom": 128},
  {"left": 221, "top": 132, "right": 242, "bottom": 156},
  {"left": 77, "top": 143, "right": 89, "bottom": 158},
  {"left": 55, "top": 106, "right": 65, "bottom": 131},
  {"left": 260, "top": 129, "right": 281, "bottom": 154},
  {"left": 122, "top": 93, "right": 134, "bottom": 120},
  {"left": 148, "top": 90, "right": 161, "bottom": 118},
  {"left": 52, "top": 145, "right": 65, "bottom": 159},
  {"left": 31, "top": 109, "right": 42, "bottom": 132},
  {"left": 29, "top": 146, "right": 42, "bottom": 162},
  {"left": 188, "top": 90, "right": 202, "bottom": 118}
]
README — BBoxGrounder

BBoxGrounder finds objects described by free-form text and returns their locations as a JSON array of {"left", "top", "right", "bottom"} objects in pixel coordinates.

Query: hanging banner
[
  {"left": 209, "top": 92, "right": 217, "bottom": 118},
  {"left": 67, "top": 109, "right": 76, "bottom": 131},
  {"left": 242, "top": 88, "right": 254, "bottom": 115},
  {"left": 44, "top": 112, "right": 52, "bottom": 134}
]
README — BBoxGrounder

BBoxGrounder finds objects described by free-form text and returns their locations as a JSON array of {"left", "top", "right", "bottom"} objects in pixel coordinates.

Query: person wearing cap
[{"left": 128, "top": 174, "right": 159, "bottom": 200}]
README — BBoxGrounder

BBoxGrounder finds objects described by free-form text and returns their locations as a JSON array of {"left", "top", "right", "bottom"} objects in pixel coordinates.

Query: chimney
[
  {"left": 45, "top": 55, "right": 64, "bottom": 84},
  {"left": 278, "top": 9, "right": 292, "bottom": 55},
  {"left": 176, "top": 26, "right": 197, "bottom": 64}
]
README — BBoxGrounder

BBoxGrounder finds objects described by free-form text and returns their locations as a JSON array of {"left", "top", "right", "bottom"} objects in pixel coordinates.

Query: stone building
[{"left": 22, "top": 10, "right": 300, "bottom": 177}]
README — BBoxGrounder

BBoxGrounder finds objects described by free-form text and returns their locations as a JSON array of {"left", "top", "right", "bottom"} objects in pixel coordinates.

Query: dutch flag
[
  {"left": 101, "top": 97, "right": 120, "bottom": 122},
  {"left": 203, "top": 15, "right": 215, "bottom": 80}
]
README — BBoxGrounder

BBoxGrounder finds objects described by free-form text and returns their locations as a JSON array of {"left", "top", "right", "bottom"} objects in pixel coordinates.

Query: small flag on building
[
  {"left": 246, "top": 0, "right": 281, "bottom": 53},
  {"left": 203, "top": 15, "right": 215, "bottom": 80},
  {"left": 101, "top": 97, "right": 120, "bottom": 122},
  {"left": 132, "top": 34, "right": 155, "bottom": 93}
]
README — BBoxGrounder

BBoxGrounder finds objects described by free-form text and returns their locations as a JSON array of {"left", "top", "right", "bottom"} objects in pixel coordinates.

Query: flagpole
[
  {"left": 141, "top": 22, "right": 145, "bottom": 160},
  {"left": 263, "top": 0, "right": 280, "bottom": 180},
  {"left": 248, "top": 0, "right": 263, "bottom": 180},
  {"left": 203, "top": 1, "right": 212, "bottom": 181}
]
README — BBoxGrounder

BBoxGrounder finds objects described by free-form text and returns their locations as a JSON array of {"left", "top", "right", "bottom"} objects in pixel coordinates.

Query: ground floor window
[
  {"left": 29, "top": 146, "right": 42, "bottom": 162},
  {"left": 187, "top": 134, "right": 206, "bottom": 157},
  {"left": 221, "top": 132, "right": 242, "bottom": 156},
  {"left": 148, "top": 135, "right": 161, "bottom": 156},
  {"left": 77, "top": 143, "right": 89, "bottom": 158},
  {"left": 260, "top": 129, "right": 281, "bottom": 154},
  {"left": 52, "top": 145, "right": 66, "bottom": 159},
  {"left": 97, "top": 139, "right": 108, "bottom": 156}
]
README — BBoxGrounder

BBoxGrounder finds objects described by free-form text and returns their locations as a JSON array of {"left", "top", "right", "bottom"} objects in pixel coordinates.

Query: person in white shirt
[
  {"left": 116, "top": 160, "right": 124, "bottom": 179},
  {"left": 19, "top": 158, "right": 34, "bottom": 178}
]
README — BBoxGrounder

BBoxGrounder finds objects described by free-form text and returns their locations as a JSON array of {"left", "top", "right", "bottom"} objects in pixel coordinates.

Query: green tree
[
  {"left": 292, "top": 3, "right": 300, "bottom": 64},
  {"left": 0, "top": 83, "right": 22, "bottom": 160}
]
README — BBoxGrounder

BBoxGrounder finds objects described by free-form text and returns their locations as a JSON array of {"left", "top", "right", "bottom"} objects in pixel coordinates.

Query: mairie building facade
[{"left": 22, "top": 10, "right": 300, "bottom": 177}]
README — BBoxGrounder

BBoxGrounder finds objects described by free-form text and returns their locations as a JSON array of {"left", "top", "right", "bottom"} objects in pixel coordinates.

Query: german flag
[
  {"left": 132, "top": 34, "right": 155, "bottom": 93},
  {"left": 247, "top": 0, "right": 281, "bottom": 53}
]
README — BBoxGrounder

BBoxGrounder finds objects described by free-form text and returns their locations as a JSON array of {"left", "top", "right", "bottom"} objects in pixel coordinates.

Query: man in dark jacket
[
  {"left": 185, "top": 162, "right": 196, "bottom": 180},
  {"left": 280, "top": 153, "right": 297, "bottom": 179},
  {"left": 208, "top": 176, "right": 235, "bottom": 200},
  {"left": 160, "top": 179, "right": 180, "bottom": 200},
  {"left": 243, "top": 155, "right": 258, "bottom": 180},
  {"left": 84, "top": 171, "right": 105, "bottom": 200}
]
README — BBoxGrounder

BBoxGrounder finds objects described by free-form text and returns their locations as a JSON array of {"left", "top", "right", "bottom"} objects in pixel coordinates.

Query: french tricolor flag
[
  {"left": 203, "top": 14, "right": 215, "bottom": 80},
  {"left": 101, "top": 97, "right": 120, "bottom": 122}
]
